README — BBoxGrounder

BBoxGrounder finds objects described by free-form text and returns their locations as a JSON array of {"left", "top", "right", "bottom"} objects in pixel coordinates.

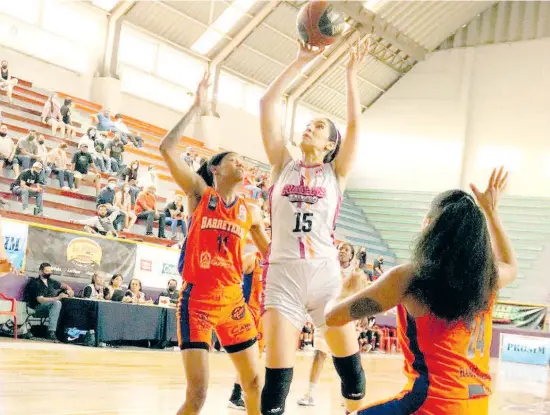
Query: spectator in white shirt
[
  {"left": 137, "top": 165, "right": 159, "bottom": 190},
  {"left": 114, "top": 113, "right": 143, "bottom": 148},
  {"left": 0, "top": 125, "right": 20, "bottom": 177},
  {"left": 47, "top": 142, "right": 74, "bottom": 190},
  {"left": 41, "top": 93, "right": 65, "bottom": 138}
]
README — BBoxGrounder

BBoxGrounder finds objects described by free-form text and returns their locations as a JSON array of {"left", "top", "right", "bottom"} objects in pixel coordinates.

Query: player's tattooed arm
[{"left": 325, "top": 264, "right": 413, "bottom": 327}]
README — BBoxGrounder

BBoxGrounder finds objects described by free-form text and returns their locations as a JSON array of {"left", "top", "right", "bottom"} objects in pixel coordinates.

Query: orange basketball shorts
[{"left": 177, "top": 282, "right": 258, "bottom": 353}]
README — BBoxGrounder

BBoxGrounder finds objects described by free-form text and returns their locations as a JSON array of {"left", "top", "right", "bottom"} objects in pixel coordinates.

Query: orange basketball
[{"left": 296, "top": 1, "right": 345, "bottom": 47}]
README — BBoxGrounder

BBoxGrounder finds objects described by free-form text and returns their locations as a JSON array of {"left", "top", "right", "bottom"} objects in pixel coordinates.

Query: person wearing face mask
[
  {"left": 156, "top": 278, "right": 179, "bottom": 305},
  {"left": 15, "top": 130, "right": 39, "bottom": 170},
  {"left": 10, "top": 161, "right": 45, "bottom": 215},
  {"left": 106, "top": 133, "right": 125, "bottom": 173},
  {"left": 134, "top": 185, "right": 166, "bottom": 238},
  {"left": 373, "top": 255, "right": 384, "bottom": 280},
  {"left": 41, "top": 93, "right": 65, "bottom": 138},
  {"left": 96, "top": 177, "right": 126, "bottom": 231},
  {"left": 72, "top": 204, "right": 120, "bottom": 237},
  {"left": 24, "top": 262, "right": 74, "bottom": 341},
  {"left": 0, "top": 60, "right": 18, "bottom": 105},
  {"left": 0, "top": 125, "right": 20, "bottom": 177},
  {"left": 47, "top": 142, "right": 74, "bottom": 190},
  {"left": 35, "top": 134, "right": 51, "bottom": 184},
  {"left": 118, "top": 160, "right": 141, "bottom": 205},
  {"left": 114, "top": 183, "right": 137, "bottom": 232},
  {"left": 60, "top": 98, "right": 76, "bottom": 139}
]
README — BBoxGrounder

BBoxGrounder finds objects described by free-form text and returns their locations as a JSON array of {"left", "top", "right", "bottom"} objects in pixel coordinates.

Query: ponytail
[
  {"left": 408, "top": 190, "right": 498, "bottom": 323},
  {"left": 196, "top": 151, "right": 233, "bottom": 188}
]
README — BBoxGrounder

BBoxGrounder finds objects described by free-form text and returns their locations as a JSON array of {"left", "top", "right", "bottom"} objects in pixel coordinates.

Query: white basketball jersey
[
  {"left": 340, "top": 263, "right": 354, "bottom": 279},
  {"left": 269, "top": 160, "right": 341, "bottom": 263}
]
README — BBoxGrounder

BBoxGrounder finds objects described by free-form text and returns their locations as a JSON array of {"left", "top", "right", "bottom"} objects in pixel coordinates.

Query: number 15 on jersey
[{"left": 293, "top": 212, "right": 313, "bottom": 233}]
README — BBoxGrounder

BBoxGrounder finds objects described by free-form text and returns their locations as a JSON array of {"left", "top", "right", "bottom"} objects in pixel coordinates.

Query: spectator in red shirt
[{"left": 134, "top": 185, "right": 166, "bottom": 238}]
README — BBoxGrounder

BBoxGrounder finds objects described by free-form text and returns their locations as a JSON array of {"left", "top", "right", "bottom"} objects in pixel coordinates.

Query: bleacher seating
[{"left": 347, "top": 188, "right": 550, "bottom": 301}]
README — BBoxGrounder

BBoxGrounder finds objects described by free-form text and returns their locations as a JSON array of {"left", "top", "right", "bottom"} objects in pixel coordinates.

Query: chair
[
  {"left": 380, "top": 327, "right": 401, "bottom": 353},
  {"left": 0, "top": 293, "right": 17, "bottom": 339}
]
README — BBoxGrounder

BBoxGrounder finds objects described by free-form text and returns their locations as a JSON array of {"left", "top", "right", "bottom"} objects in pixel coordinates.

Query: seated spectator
[
  {"left": 373, "top": 255, "right": 384, "bottom": 280},
  {"left": 113, "top": 113, "right": 143, "bottom": 147},
  {"left": 104, "top": 273, "right": 124, "bottom": 301},
  {"left": 131, "top": 131, "right": 143, "bottom": 149},
  {"left": 72, "top": 204, "right": 119, "bottom": 237},
  {"left": 94, "top": 108, "right": 116, "bottom": 133},
  {"left": 135, "top": 186, "right": 166, "bottom": 239},
  {"left": 24, "top": 262, "right": 74, "bottom": 341},
  {"left": 47, "top": 142, "right": 74, "bottom": 190},
  {"left": 182, "top": 148, "right": 194, "bottom": 168},
  {"left": 36, "top": 135, "right": 51, "bottom": 183},
  {"left": 97, "top": 177, "right": 125, "bottom": 230},
  {"left": 0, "top": 60, "right": 18, "bottom": 104},
  {"left": 60, "top": 98, "right": 76, "bottom": 139},
  {"left": 156, "top": 278, "right": 178, "bottom": 305},
  {"left": 164, "top": 194, "right": 187, "bottom": 241},
  {"left": 356, "top": 247, "right": 373, "bottom": 280},
  {"left": 118, "top": 160, "right": 140, "bottom": 204},
  {"left": 0, "top": 125, "right": 20, "bottom": 177},
  {"left": 115, "top": 183, "right": 137, "bottom": 232},
  {"left": 106, "top": 132, "right": 125, "bottom": 173},
  {"left": 78, "top": 128, "right": 107, "bottom": 172},
  {"left": 11, "top": 161, "right": 44, "bottom": 215},
  {"left": 122, "top": 278, "right": 152, "bottom": 304},
  {"left": 300, "top": 321, "right": 314, "bottom": 350},
  {"left": 137, "top": 165, "right": 159, "bottom": 190},
  {"left": 82, "top": 272, "right": 106, "bottom": 299},
  {"left": 363, "top": 317, "right": 382, "bottom": 352},
  {"left": 71, "top": 143, "right": 101, "bottom": 195},
  {"left": 41, "top": 93, "right": 65, "bottom": 137},
  {"left": 15, "top": 130, "right": 39, "bottom": 170}
]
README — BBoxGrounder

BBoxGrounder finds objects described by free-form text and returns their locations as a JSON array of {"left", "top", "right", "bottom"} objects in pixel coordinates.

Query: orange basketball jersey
[{"left": 182, "top": 187, "right": 252, "bottom": 290}]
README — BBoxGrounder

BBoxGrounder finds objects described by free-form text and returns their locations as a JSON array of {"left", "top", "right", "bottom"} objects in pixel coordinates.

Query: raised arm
[
  {"left": 159, "top": 73, "right": 209, "bottom": 202},
  {"left": 334, "top": 38, "right": 370, "bottom": 186},
  {"left": 470, "top": 167, "right": 518, "bottom": 289},
  {"left": 259, "top": 42, "right": 324, "bottom": 177}
]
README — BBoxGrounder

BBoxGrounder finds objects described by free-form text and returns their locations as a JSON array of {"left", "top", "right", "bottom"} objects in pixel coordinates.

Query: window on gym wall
[
  {"left": 156, "top": 44, "right": 205, "bottom": 91},
  {"left": 119, "top": 29, "right": 157, "bottom": 73},
  {"left": 0, "top": 0, "right": 41, "bottom": 25},
  {"left": 244, "top": 84, "right": 265, "bottom": 116},
  {"left": 218, "top": 72, "right": 244, "bottom": 108}
]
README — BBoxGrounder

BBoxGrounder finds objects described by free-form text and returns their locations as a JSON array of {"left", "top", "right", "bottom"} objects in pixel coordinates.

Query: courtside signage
[{"left": 500, "top": 333, "right": 550, "bottom": 366}]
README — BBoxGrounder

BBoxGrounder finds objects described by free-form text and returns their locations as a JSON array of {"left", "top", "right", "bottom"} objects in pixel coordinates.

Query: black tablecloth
[{"left": 58, "top": 298, "right": 174, "bottom": 345}]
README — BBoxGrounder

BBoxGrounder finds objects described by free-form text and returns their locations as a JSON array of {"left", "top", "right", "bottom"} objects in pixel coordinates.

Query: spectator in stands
[
  {"left": 356, "top": 247, "right": 373, "bottom": 280},
  {"left": 48, "top": 142, "right": 74, "bottom": 190},
  {"left": 78, "top": 128, "right": 106, "bottom": 173},
  {"left": 182, "top": 148, "right": 194, "bottom": 168},
  {"left": 300, "top": 320, "right": 314, "bottom": 350},
  {"left": 0, "top": 60, "right": 18, "bottom": 104},
  {"left": 15, "top": 130, "right": 39, "bottom": 170},
  {"left": 60, "top": 98, "right": 76, "bottom": 139},
  {"left": 41, "top": 93, "right": 65, "bottom": 137},
  {"left": 135, "top": 185, "right": 166, "bottom": 239},
  {"left": 71, "top": 143, "right": 101, "bottom": 195},
  {"left": 106, "top": 132, "right": 125, "bottom": 173},
  {"left": 36, "top": 135, "right": 51, "bottom": 183},
  {"left": 131, "top": 131, "right": 143, "bottom": 149},
  {"left": 115, "top": 183, "right": 137, "bottom": 232},
  {"left": 11, "top": 161, "right": 44, "bottom": 214},
  {"left": 0, "top": 125, "right": 20, "bottom": 177},
  {"left": 82, "top": 272, "right": 106, "bottom": 299},
  {"left": 113, "top": 113, "right": 143, "bottom": 147},
  {"left": 118, "top": 160, "right": 140, "bottom": 204},
  {"left": 94, "top": 108, "right": 116, "bottom": 133},
  {"left": 164, "top": 194, "right": 187, "bottom": 241},
  {"left": 104, "top": 273, "right": 124, "bottom": 301},
  {"left": 373, "top": 255, "right": 384, "bottom": 279},
  {"left": 137, "top": 165, "right": 159, "bottom": 190},
  {"left": 156, "top": 278, "right": 179, "bottom": 305},
  {"left": 122, "top": 278, "right": 152, "bottom": 304},
  {"left": 24, "top": 262, "right": 74, "bottom": 341},
  {"left": 97, "top": 177, "right": 125, "bottom": 230},
  {"left": 73, "top": 204, "right": 119, "bottom": 237}
]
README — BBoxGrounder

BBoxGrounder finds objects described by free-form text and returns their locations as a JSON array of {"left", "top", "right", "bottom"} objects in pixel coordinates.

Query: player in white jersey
[{"left": 259, "top": 39, "right": 370, "bottom": 415}]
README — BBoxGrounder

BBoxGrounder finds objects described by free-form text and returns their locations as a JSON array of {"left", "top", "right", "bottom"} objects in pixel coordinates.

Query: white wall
[{"left": 350, "top": 37, "right": 550, "bottom": 197}]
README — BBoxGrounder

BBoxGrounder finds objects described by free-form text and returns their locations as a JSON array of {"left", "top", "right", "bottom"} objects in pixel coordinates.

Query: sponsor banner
[
  {"left": 493, "top": 302, "right": 547, "bottom": 330},
  {"left": 1, "top": 220, "right": 28, "bottom": 271},
  {"left": 500, "top": 333, "right": 550, "bottom": 366},
  {"left": 134, "top": 244, "right": 180, "bottom": 289},
  {"left": 25, "top": 226, "right": 137, "bottom": 283}
]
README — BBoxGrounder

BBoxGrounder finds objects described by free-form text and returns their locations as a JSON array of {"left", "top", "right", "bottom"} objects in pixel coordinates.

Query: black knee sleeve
[
  {"left": 261, "top": 367, "right": 293, "bottom": 415},
  {"left": 333, "top": 352, "right": 366, "bottom": 400}
]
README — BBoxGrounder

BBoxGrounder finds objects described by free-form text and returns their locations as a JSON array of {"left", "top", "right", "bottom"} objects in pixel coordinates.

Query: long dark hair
[
  {"left": 407, "top": 190, "right": 498, "bottom": 323},
  {"left": 324, "top": 118, "right": 341, "bottom": 164},
  {"left": 196, "top": 151, "right": 232, "bottom": 187}
]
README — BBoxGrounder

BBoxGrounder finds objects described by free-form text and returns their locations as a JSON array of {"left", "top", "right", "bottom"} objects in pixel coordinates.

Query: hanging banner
[
  {"left": 1, "top": 220, "right": 28, "bottom": 271},
  {"left": 134, "top": 244, "right": 180, "bottom": 289},
  {"left": 25, "top": 226, "right": 137, "bottom": 283},
  {"left": 493, "top": 302, "right": 547, "bottom": 330}
]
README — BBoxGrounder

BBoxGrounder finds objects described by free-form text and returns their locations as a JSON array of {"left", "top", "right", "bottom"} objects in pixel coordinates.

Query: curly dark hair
[{"left": 406, "top": 189, "right": 498, "bottom": 323}]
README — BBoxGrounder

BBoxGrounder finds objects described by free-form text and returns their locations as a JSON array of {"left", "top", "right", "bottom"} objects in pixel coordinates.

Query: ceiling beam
[
  {"left": 330, "top": 1, "right": 428, "bottom": 61},
  {"left": 102, "top": 1, "right": 136, "bottom": 77}
]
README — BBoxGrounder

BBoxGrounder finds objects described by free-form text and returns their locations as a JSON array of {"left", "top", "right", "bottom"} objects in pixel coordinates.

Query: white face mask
[{"left": 108, "top": 184, "right": 115, "bottom": 190}]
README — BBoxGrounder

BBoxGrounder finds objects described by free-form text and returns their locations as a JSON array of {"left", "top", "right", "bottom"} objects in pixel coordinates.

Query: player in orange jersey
[
  {"left": 228, "top": 251, "right": 266, "bottom": 410},
  {"left": 160, "top": 72, "right": 269, "bottom": 415},
  {"left": 326, "top": 167, "right": 517, "bottom": 415}
]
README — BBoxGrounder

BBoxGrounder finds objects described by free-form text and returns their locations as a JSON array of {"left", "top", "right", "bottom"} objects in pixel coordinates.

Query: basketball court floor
[{"left": 0, "top": 339, "right": 548, "bottom": 414}]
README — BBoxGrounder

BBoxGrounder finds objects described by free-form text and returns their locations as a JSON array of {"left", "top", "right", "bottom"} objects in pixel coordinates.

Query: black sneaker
[
  {"left": 46, "top": 331, "right": 58, "bottom": 342},
  {"left": 228, "top": 396, "right": 246, "bottom": 411}
]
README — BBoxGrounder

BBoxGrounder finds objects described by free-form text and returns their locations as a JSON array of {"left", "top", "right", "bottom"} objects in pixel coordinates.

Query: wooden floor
[{"left": 1, "top": 339, "right": 549, "bottom": 415}]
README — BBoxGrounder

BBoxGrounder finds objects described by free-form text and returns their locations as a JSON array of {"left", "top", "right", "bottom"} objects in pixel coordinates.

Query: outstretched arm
[
  {"left": 334, "top": 38, "right": 370, "bottom": 188},
  {"left": 260, "top": 42, "right": 324, "bottom": 177},
  {"left": 159, "top": 73, "right": 209, "bottom": 201},
  {"left": 470, "top": 167, "right": 517, "bottom": 289}
]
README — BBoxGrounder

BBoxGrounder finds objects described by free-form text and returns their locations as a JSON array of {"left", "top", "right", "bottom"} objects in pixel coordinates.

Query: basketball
[{"left": 296, "top": 1, "right": 345, "bottom": 47}]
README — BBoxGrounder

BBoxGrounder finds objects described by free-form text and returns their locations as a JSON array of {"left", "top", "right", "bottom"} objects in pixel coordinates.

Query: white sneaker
[{"left": 297, "top": 394, "right": 315, "bottom": 406}]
